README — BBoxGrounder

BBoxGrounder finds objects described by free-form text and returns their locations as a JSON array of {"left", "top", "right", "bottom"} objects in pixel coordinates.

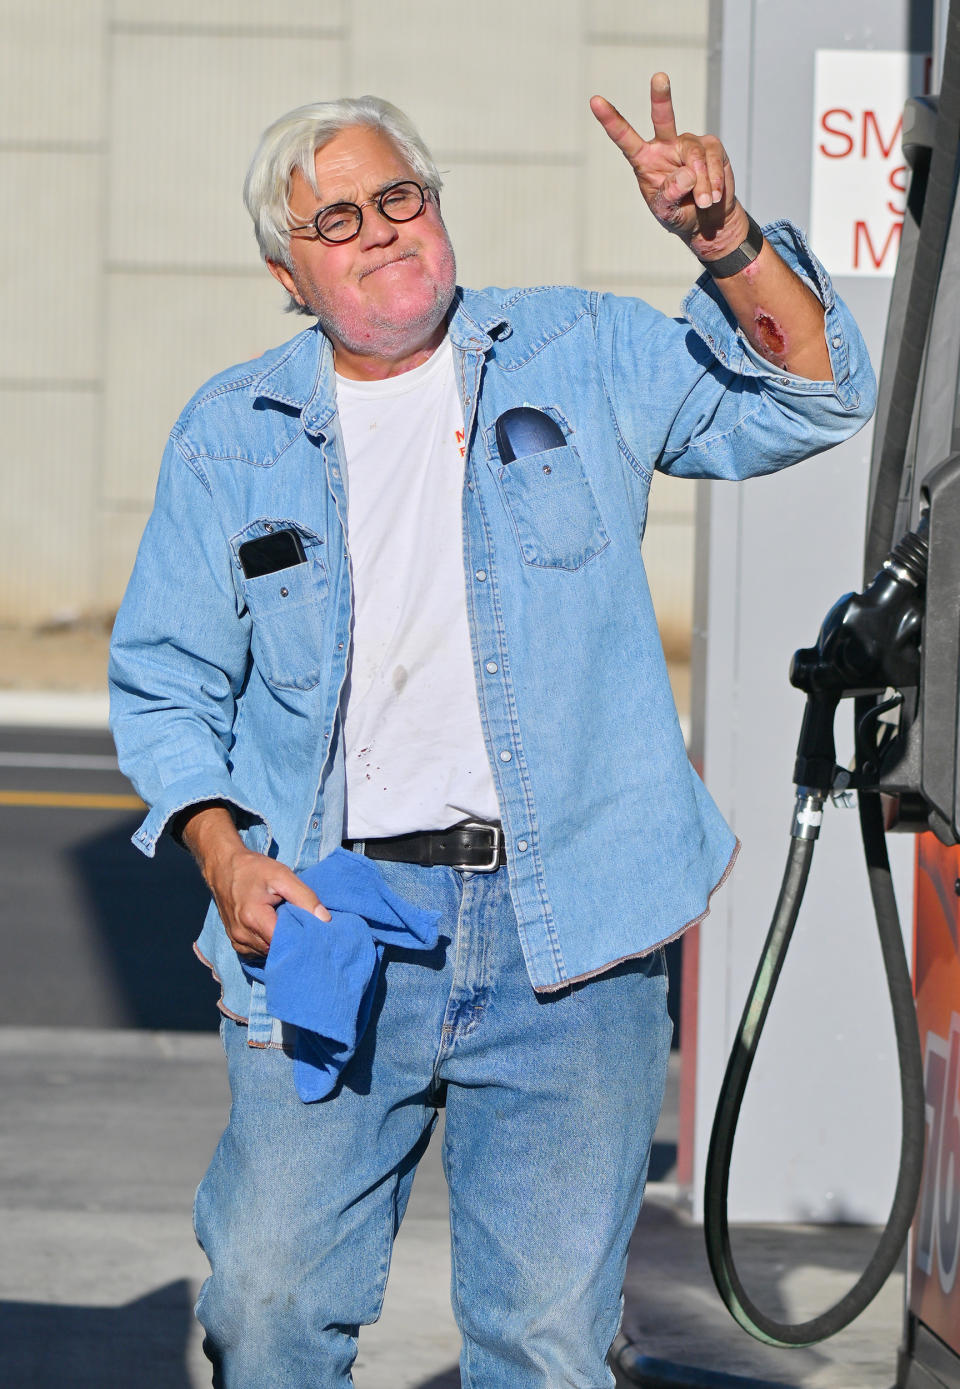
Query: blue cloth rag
[{"left": 243, "top": 848, "right": 441, "bottom": 1101}]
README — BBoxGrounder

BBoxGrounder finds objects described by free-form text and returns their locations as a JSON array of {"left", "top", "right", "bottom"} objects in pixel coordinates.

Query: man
[{"left": 110, "top": 76, "right": 874, "bottom": 1387}]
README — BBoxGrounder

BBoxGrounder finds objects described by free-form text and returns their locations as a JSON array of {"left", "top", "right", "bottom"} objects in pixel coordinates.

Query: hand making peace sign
[
  {"left": 590, "top": 72, "right": 747, "bottom": 259},
  {"left": 590, "top": 71, "right": 833, "bottom": 380}
]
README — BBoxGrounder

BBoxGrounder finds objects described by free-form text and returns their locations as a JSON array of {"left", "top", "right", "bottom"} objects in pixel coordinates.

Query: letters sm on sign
[{"left": 810, "top": 50, "right": 928, "bottom": 277}]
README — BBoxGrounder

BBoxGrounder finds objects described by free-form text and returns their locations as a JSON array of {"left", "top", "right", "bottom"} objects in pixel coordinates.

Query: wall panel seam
[
  {"left": 109, "top": 23, "right": 346, "bottom": 40},
  {"left": 0, "top": 142, "right": 104, "bottom": 154},
  {"left": 587, "top": 33, "right": 706, "bottom": 48},
  {"left": 105, "top": 264, "right": 265, "bottom": 277},
  {"left": 435, "top": 152, "right": 581, "bottom": 166},
  {"left": 0, "top": 381, "right": 103, "bottom": 393},
  {"left": 584, "top": 272, "right": 700, "bottom": 287}
]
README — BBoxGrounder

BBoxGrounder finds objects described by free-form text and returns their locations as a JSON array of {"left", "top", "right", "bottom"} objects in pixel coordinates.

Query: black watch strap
[{"left": 697, "top": 214, "right": 765, "bottom": 279}]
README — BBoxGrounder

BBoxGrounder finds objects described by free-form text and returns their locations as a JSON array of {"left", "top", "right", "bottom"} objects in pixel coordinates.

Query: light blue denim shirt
[{"left": 109, "top": 222, "right": 875, "bottom": 1028}]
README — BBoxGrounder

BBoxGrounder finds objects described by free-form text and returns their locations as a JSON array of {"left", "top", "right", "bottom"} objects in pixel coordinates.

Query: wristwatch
[{"left": 696, "top": 213, "right": 765, "bottom": 278}]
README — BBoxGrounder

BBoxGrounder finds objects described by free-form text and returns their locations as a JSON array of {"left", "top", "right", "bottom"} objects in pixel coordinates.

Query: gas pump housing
[{"left": 695, "top": 0, "right": 960, "bottom": 1380}]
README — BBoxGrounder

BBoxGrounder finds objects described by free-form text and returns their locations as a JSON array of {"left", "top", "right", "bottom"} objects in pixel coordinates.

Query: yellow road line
[{"left": 0, "top": 790, "right": 145, "bottom": 810}]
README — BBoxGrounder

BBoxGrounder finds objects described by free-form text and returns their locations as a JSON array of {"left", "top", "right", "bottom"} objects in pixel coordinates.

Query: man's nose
[{"left": 358, "top": 206, "right": 400, "bottom": 250}]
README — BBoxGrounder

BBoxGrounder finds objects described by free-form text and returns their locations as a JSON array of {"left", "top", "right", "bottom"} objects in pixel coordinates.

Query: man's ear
[{"left": 266, "top": 257, "right": 304, "bottom": 308}]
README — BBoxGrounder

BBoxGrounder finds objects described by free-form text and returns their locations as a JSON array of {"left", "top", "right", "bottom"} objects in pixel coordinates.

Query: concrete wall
[{"left": 0, "top": 0, "right": 706, "bottom": 640}]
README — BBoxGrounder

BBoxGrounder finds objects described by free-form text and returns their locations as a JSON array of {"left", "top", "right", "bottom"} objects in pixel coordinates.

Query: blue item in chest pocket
[{"left": 494, "top": 407, "right": 566, "bottom": 463}]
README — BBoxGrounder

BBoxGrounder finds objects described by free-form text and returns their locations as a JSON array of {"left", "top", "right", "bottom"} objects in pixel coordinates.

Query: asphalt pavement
[
  {"left": 0, "top": 724, "right": 215, "bottom": 1030},
  {"left": 0, "top": 716, "right": 908, "bottom": 1388}
]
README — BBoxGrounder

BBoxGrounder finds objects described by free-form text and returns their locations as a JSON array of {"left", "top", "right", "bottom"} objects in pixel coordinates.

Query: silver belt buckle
[{"left": 459, "top": 820, "right": 502, "bottom": 872}]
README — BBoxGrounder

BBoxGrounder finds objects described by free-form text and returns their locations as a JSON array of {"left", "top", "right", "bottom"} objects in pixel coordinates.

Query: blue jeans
[{"left": 193, "top": 859, "right": 672, "bottom": 1387}]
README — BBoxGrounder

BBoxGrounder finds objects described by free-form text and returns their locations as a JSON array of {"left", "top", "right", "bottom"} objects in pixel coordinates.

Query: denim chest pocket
[
  {"left": 231, "top": 521, "right": 329, "bottom": 691},
  {"left": 488, "top": 431, "right": 609, "bottom": 570}
]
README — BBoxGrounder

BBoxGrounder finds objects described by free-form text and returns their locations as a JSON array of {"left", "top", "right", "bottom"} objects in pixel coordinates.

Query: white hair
[{"left": 243, "top": 95, "right": 443, "bottom": 273}]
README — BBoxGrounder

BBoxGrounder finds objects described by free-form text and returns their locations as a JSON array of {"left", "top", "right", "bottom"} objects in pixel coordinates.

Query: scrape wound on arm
[{"left": 752, "top": 309, "right": 788, "bottom": 369}]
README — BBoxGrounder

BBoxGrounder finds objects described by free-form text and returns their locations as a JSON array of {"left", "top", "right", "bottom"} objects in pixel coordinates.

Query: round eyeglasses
[{"left": 288, "top": 180, "right": 431, "bottom": 245}]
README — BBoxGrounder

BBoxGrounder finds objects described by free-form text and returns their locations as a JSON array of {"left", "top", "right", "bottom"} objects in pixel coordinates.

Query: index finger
[
  {"left": 650, "top": 71, "right": 678, "bottom": 141},
  {"left": 589, "top": 94, "right": 649, "bottom": 163}
]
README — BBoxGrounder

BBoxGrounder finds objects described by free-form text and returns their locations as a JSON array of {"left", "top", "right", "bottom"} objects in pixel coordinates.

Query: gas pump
[
  {"left": 612, "top": 2, "right": 960, "bottom": 1386},
  {"left": 702, "top": 0, "right": 960, "bottom": 1378}
]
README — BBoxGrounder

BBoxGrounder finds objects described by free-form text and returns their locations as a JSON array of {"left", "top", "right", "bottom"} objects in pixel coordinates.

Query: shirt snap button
[
  {"left": 542, "top": 464, "right": 552, "bottom": 475},
  {"left": 499, "top": 750, "right": 512, "bottom": 762},
  {"left": 517, "top": 839, "right": 528, "bottom": 851},
  {"left": 485, "top": 661, "right": 498, "bottom": 674},
  {"left": 279, "top": 587, "right": 289, "bottom": 597},
  {"left": 475, "top": 569, "right": 487, "bottom": 581}
]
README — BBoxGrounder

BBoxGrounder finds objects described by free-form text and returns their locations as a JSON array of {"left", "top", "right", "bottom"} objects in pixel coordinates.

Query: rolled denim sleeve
[
  {"left": 594, "top": 220, "right": 876, "bottom": 482},
  {"left": 109, "top": 433, "right": 265, "bottom": 857}
]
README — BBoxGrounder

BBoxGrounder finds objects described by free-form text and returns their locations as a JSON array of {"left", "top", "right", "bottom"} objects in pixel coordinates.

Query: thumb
[{"left": 273, "top": 865, "right": 332, "bottom": 922}]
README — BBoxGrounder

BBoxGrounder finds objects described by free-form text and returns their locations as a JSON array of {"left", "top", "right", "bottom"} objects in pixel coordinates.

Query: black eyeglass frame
[{"left": 287, "top": 179, "right": 433, "bottom": 245}]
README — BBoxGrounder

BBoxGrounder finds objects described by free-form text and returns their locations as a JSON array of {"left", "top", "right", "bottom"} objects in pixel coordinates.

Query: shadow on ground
[
  {"left": 620, "top": 1197, "right": 903, "bottom": 1387},
  {"left": 0, "top": 1279, "right": 464, "bottom": 1389},
  {"left": 0, "top": 799, "right": 216, "bottom": 1030},
  {"left": 0, "top": 1281, "right": 196, "bottom": 1388},
  {"left": 648, "top": 1140, "right": 677, "bottom": 1183},
  {"left": 69, "top": 815, "right": 216, "bottom": 1029}
]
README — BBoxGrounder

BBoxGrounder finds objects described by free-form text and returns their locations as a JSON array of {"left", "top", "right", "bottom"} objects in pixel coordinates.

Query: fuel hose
[{"left": 701, "top": 779, "right": 926, "bottom": 1347}]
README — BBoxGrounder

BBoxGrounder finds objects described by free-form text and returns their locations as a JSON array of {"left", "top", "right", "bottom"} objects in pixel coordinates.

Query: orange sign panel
[{"left": 912, "top": 835, "right": 960, "bottom": 1353}]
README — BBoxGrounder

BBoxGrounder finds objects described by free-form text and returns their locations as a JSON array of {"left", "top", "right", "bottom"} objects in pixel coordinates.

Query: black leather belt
[{"left": 343, "top": 820, "right": 506, "bottom": 872}]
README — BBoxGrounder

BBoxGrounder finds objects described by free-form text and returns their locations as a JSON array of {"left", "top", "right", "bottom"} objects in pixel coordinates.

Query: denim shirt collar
[{"left": 247, "top": 288, "right": 511, "bottom": 434}]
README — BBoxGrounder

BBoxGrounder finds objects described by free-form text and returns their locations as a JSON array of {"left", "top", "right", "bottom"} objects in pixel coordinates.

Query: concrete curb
[{"left": 0, "top": 690, "right": 110, "bottom": 728}]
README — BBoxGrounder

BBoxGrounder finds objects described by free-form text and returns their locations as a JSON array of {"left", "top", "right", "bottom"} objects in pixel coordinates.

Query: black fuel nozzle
[{"left": 789, "top": 517, "right": 928, "bottom": 792}]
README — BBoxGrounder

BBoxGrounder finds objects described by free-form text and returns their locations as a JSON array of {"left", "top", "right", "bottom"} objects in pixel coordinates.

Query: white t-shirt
[{"left": 336, "top": 337, "right": 500, "bottom": 839}]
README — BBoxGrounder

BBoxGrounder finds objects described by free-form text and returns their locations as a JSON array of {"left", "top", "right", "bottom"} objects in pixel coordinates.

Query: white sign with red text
[{"left": 811, "top": 49, "right": 928, "bottom": 277}]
